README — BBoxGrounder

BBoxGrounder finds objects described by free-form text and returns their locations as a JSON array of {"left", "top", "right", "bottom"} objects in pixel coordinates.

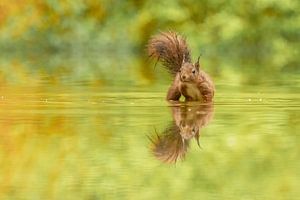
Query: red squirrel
[
  {"left": 149, "top": 103, "right": 214, "bottom": 164},
  {"left": 147, "top": 31, "right": 215, "bottom": 102}
]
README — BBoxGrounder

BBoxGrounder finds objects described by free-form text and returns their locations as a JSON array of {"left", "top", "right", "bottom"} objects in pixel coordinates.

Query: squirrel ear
[
  {"left": 195, "top": 55, "right": 200, "bottom": 69},
  {"left": 182, "top": 54, "right": 186, "bottom": 65}
]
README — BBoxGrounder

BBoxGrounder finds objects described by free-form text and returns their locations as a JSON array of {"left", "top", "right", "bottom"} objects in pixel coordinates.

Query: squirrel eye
[{"left": 192, "top": 69, "right": 196, "bottom": 74}]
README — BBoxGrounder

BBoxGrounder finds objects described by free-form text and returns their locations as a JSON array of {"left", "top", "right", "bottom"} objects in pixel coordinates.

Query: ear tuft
[
  {"left": 195, "top": 55, "right": 201, "bottom": 69},
  {"left": 182, "top": 54, "right": 186, "bottom": 65}
]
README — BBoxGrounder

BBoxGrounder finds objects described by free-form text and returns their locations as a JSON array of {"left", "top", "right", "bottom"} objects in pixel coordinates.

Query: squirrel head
[
  {"left": 179, "top": 55, "right": 201, "bottom": 83},
  {"left": 178, "top": 119, "right": 199, "bottom": 140}
]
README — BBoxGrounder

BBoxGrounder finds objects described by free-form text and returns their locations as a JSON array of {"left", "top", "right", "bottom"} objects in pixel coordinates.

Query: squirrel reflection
[{"left": 149, "top": 103, "right": 214, "bottom": 164}]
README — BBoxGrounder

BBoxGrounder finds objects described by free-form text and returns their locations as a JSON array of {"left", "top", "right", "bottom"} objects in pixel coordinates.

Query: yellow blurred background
[{"left": 0, "top": 1, "right": 299, "bottom": 200}]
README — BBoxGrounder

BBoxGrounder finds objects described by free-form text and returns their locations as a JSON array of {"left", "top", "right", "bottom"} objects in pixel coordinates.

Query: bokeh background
[
  {"left": 0, "top": 1, "right": 299, "bottom": 200},
  {"left": 0, "top": 0, "right": 299, "bottom": 86}
]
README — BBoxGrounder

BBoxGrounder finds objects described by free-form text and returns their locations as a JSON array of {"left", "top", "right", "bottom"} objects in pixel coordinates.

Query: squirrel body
[
  {"left": 149, "top": 103, "right": 214, "bottom": 164},
  {"left": 148, "top": 31, "right": 214, "bottom": 102}
]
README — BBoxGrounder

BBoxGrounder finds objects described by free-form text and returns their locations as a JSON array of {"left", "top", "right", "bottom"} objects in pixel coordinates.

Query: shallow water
[{"left": 0, "top": 77, "right": 299, "bottom": 200}]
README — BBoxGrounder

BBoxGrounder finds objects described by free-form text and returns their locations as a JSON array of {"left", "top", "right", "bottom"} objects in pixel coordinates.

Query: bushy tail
[{"left": 147, "top": 31, "right": 191, "bottom": 75}]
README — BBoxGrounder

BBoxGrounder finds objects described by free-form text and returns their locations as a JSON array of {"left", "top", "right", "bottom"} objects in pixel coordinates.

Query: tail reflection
[{"left": 149, "top": 103, "right": 214, "bottom": 164}]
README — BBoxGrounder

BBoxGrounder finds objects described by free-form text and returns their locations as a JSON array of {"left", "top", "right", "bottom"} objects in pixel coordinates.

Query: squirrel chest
[{"left": 179, "top": 82, "right": 202, "bottom": 101}]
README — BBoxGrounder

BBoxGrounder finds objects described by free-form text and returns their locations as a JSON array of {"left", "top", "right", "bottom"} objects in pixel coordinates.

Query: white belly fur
[{"left": 185, "top": 83, "right": 202, "bottom": 100}]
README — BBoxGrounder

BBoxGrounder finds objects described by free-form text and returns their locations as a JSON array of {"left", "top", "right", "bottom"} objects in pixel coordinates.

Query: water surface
[{"left": 0, "top": 76, "right": 299, "bottom": 200}]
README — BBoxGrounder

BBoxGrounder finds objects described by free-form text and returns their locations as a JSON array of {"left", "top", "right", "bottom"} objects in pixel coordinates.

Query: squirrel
[
  {"left": 149, "top": 103, "right": 214, "bottom": 164},
  {"left": 147, "top": 31, "right": 215, "bottom": 102}
]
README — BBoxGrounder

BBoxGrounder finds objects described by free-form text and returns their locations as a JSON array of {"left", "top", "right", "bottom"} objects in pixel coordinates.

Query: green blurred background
[
  {"left": 0, "top": 1, "right": 299, "bottom": 200},
  {"left": 0, "top": 0, "right": 299, "bottom": 86}
]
